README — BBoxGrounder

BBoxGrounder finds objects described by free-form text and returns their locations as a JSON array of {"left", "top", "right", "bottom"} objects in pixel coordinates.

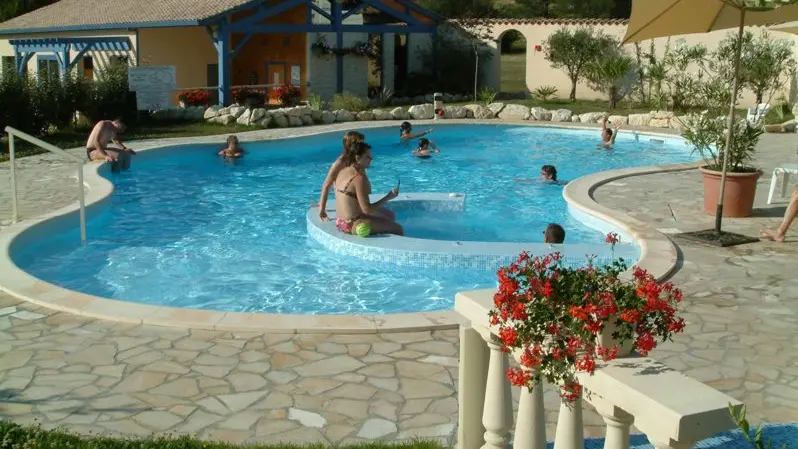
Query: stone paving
[{"left": 1, "top": 127, "right": 798, "bottom": 444}]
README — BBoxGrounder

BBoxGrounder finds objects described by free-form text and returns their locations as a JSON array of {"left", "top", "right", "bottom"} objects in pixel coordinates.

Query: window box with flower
[{"left": 489, "top": 232, "right": 685, "bottom": 403}]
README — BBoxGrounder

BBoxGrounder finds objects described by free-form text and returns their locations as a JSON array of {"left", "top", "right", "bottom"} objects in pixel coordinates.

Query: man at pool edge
[{"left": 86, "top": 119, "right": 136, "bottom": 172}]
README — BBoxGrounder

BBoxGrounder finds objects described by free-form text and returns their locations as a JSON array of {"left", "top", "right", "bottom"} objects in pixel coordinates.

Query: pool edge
[{"left": 0, "top": 119, "right": 695, "bottom": 332}]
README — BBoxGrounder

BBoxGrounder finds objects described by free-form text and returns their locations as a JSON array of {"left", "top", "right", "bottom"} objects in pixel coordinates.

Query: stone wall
[{"left": 200, "top": 100, "right": 699, "bottom": 132}]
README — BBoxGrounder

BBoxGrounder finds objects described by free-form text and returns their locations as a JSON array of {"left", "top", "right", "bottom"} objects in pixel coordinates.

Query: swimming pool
[{"left": 12, "top": 124, "right": 693, "bottom": 315}]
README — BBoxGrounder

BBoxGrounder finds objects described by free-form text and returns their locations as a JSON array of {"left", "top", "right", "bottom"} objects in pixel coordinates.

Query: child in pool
[
  {"left": 412, "top": 138, "right": 439, "bottom": 158},
  {"left": 218, "top": 135, "right": 243, "bottom": 158},
  {"left": 400, "top": 121, "right": 433, "bottom": 141},
  {"left": 599, "top": 116, "right": 620, "bottom": 148}
]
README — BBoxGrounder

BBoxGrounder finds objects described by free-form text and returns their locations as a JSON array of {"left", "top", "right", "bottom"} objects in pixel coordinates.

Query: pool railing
[{"left": 5, "top": 126, "right": 87, "bottom": 245}]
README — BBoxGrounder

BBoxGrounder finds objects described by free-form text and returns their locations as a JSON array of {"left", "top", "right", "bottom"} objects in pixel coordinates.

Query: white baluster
[
  {"left": 553, "top": 393, "right": 584, "bottom": 449},
  {"left": 513, "top": 376, "right": 546, "bottom": 449},
  {"left": 481, "top": 336, "right": 512, "bottom": 449},
  {"left": 601, "top": 409, "right": 633, "bottom": 449},
  {"left": 458, "top": 326, "right": 490, "bottom": 449}
]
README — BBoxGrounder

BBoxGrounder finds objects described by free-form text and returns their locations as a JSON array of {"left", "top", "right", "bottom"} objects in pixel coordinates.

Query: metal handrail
[{"left": 5, "top": 126, "right": 87, "bottom": 245}]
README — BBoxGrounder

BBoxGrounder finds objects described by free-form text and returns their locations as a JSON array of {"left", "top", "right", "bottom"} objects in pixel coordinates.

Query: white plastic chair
[
  {"left": 767, "top": 163, "right": 798, "bottom": 204},
  {"left": 747, "top": 103, "right": 770, "bottom": 124}
]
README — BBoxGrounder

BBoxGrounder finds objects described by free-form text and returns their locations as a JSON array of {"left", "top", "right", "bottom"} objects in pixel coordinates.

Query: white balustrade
[{"left": 455, "top": 289, "right": 743, "bottom": 449}]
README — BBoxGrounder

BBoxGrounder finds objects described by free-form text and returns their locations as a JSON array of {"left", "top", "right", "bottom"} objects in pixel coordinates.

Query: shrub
[
  {"left": 82, "top": 61, "right": 137, "bottom": 124},
  {"left": 330, "top": 92, "right": 368, "bottom": 111},
  {"left": 478, "top": 86, "right": 497, "bottom": 105},
  {"left": 307, "top": 93, "right": 326, "bottom": 110},
  {"left": 533, "top": 85, "right": 558, "bottom": 102}
]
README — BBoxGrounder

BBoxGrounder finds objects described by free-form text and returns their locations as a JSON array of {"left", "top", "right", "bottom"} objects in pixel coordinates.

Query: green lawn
[
  {"left": 0, "top": 421, "right": 447, "bottom": 449},
  {"left": 500, "top": 53, "right": 528, "bottom": 93},
  {"left": 0, "top": 121, "right": 260, "bottom": 163}
]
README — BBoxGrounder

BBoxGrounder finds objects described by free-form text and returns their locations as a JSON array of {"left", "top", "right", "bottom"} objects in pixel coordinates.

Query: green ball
[{"left": 354, "top": 222, "right": 371, "bottom": 237}]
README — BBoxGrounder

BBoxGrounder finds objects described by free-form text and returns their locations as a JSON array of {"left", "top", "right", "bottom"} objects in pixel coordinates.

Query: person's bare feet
[{"left": 760, "top": 230, "right": 786, "bottom": 242}]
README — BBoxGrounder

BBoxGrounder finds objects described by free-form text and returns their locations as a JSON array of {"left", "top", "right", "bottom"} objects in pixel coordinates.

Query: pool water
[{"left": 14, "top": 125, "right": 693, "bottom": 314}]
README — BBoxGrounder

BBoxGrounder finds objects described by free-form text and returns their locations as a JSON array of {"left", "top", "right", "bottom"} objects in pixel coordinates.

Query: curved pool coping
[{"left": 0, "top": 120, "right": 701, "bottom": 333}]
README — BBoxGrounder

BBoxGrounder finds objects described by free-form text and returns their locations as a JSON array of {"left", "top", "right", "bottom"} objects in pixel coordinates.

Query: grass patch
[
  {"left": 0, "top": 121, "right": 260, "bottom": 163},
  {"left": 0, "top": 421, "right": 448, "bottom": 449},
  {"left": 500, "top": 54, "right": 528, "bottom": 93}
]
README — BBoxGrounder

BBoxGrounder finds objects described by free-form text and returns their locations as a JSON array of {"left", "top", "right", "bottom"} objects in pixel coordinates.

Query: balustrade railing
[{"left": 456, "top": 288, "right": 743, "bottom": 449}]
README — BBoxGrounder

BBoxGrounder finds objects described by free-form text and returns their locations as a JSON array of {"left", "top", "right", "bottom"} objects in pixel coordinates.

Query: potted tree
[{"left": 682, "top": 112, "right": 764, "bottom": 218}]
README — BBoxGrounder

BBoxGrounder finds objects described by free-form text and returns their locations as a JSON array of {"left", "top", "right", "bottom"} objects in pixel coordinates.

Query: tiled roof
[
  {"left": 0, "top": 0, "right": 256, "bottom": 34},
  {"left": 449, "top": 18, "right": 629, "bottom": 26}
]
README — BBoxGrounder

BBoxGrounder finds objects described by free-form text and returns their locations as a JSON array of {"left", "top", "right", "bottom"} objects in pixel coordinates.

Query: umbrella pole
[{"left": 715, "top": 9, "right": 746, "bottom": 234}]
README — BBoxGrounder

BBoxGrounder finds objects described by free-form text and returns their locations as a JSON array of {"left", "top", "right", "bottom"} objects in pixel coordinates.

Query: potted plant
[
  {"left": 490, "top": 233, "right": 685, "bottom": 402},
  {"left": 682, "top": 112, "right": 764, "bottom": 217}
]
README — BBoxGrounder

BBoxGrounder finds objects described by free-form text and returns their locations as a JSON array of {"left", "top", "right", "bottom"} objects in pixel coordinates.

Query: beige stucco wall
[
  {"left": 486, "top": 23, "right": 798, "bottom": 107},
  {"left": 409, "top": 22, "right": 798, "bottom": 108},
  {"left": 138, "top": 27, "right": 217, "bottom": 91},
  {"left": 0, "top": 29, "right": 137, "bottom": 78}
]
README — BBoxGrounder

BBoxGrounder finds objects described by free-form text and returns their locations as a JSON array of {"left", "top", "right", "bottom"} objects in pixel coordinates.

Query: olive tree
[
  {"left": 543, "top": 27, "right": 616, "bottom": 101},
  {"left": 714, "top": 30, "right": 796, "bottom": 105}
]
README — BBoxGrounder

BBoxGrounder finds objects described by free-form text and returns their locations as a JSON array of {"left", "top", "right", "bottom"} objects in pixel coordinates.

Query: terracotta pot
[{"left": 699, "top": 167, "right": 763, "bottom": 218}]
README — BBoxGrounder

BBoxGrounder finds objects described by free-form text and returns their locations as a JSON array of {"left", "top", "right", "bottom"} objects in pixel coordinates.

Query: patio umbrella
[{"left": 622, "top": 0, "right": 798, "bottom": 234}]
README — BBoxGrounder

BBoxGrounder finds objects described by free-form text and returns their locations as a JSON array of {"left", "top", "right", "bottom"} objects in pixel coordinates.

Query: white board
[
  {"left": 134, "top": 90, "right": 172, "bottom": 111},
  {"left": 128, "top": 66, "right": 176, "bottom": 92},
  {"left": 128, "top": 66, "right": 176, "bottom": 111},
  {"left": 291, "top": 65, "right": 301, "bottom": 85}
]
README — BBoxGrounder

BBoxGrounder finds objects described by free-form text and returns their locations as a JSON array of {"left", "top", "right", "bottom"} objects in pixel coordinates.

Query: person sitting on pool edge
[
  {"left": 599, "top": 116, "right": 621, "bottom": 148},
  {"left": 316, "top": 131, "right": 396, "bottom": 223},
  {"left": 544, "top": 223, "right": 565, "bottom": 244},
  {"left": 334, "top": 141, "right": 404, "bottom": 236},
  {"left": 413, "top": 138, "right": 440, "bottom": 159},
  {"left": 400, "top": 122, "right": 433, "bottom": 141},
  {"left": 218, "top": 135, "right": 244, "bottom": 158},
  {"left": 86, "top": 119, "right": 135, "bottom": 172}
]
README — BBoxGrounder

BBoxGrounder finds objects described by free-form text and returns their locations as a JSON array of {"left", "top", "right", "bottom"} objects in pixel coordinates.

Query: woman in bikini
[
  {"left": 334, "top": 141, "right": 404, "bottom": 236},
  {"left": 317, "top": 131, "right": 396, "bottom": 222}
]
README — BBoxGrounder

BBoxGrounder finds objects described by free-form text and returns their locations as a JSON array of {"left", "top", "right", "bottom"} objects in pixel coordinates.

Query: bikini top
[{"left": 336, "top": 170, "right": 362, "bottom": 198}]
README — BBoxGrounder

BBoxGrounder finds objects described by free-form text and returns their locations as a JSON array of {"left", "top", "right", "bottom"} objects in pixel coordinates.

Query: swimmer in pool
[
  {"left": 412, "top": 138, "right": 439, "bottom": 158},
  {"left": 599, "top": 116, "right": 620, "bottom": 148},
  {"left": 218, "top": 135, "right": 244, "bottom": 158},
  {"left": 400, "top": 121, "right": 432, "bottom": 141}
]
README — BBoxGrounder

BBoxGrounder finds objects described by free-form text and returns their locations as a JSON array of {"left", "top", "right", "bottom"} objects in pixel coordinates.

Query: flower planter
[
  {"left": 597, "top": 318, "right": 634, "bottom": 358},
  {"left": 699, "top": 167, "right": 763, "bottom": 218}
]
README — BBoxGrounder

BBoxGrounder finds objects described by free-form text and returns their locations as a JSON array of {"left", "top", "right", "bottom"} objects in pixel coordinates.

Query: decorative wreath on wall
[{"left": 311, "top": 34, "right": 377, "bottom": 58}]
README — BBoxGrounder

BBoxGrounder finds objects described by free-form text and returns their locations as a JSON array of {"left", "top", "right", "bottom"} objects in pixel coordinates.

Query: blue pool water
[{"left": 14, "top": 125, "right": 694, "bottom": 314}]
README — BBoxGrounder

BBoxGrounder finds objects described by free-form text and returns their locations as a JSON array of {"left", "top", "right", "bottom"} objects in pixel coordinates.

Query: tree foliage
[
  {"left": 543, "top": 27, "right": 616, "bottom": 101},
  {"left": 713, "top": 30, "right": 796, "bottom": 105},
  {"left": 0, "top": 0, "right": 56, "bottom": 22},
  {"left": 585, "top": 47, "right": 637, "bottom": 109}
]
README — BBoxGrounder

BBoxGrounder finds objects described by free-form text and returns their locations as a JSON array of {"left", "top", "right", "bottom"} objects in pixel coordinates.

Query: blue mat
[{"left": 547, "top": 423, "right": 798, "bottom": 449}]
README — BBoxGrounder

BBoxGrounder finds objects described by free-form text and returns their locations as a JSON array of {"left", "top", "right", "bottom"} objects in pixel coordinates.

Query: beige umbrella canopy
[
  {"left": 622, "top": 0, "right": 798, "bottom": 235},
  {"left": 622, "top": 1, "right": 798, "bottom": 45}
]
